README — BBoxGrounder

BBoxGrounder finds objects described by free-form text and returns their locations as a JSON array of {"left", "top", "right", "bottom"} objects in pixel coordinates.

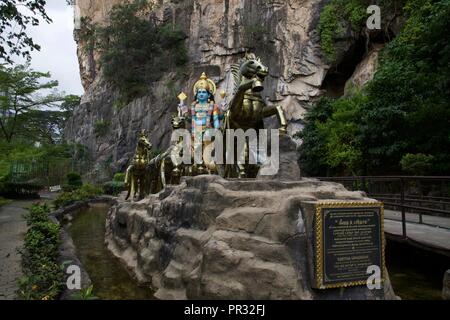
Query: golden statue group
[{"left": 125, "top": 53, "right": 287, "bottom": 200}]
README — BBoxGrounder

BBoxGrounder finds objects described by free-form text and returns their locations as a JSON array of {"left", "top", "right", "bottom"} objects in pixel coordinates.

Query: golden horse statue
[
  {"left": 220, "top": 52, "right": 287, "bottom": 178},
  {"left": 125, "top": 130, "right": 152, "bottom": 200}
]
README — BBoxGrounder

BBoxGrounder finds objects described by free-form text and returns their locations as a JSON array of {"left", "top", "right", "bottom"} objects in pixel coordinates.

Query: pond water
[
  {"left": 66, "top": 203, "right": 448, "bottom": 300},
  {"left": 386, "top": 240, "right": 449, "bottom": 300},
  {"left": 66, "top": 203, "right": 154, "bottom": 300}
]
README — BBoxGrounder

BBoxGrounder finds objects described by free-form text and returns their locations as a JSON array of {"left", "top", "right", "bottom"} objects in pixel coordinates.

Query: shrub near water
[
  {"left": 18, "top": 204, "right": 64, "bottom": 300},
  {"left": 103, "top": 173, "right": 126, "bottom": 196},
  {"left": 54, "top": 184, "right": 103, "bottom": 209},
  {"left": 62, "top": 172, "right": 83, "bottom": 192}
]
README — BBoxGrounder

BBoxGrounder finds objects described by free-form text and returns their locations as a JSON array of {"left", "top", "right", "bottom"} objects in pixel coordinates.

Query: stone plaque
[{"left": 314, "top": 202, "right": 385, "bottom": 289}]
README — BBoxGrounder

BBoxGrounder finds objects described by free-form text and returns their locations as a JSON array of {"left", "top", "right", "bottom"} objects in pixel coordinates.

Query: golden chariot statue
[{"left": 125, "top": 53, "right": 288, "bottom": 200}]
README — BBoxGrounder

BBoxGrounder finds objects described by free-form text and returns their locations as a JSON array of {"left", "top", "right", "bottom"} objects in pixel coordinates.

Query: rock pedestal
[{"left": 105, "top": 175, "right": 397, "bottom": 300}]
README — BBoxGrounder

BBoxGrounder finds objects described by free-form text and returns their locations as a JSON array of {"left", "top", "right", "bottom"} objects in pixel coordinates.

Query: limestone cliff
[{"left": 65, "top": 0, "right": 394, "bottom": 179}]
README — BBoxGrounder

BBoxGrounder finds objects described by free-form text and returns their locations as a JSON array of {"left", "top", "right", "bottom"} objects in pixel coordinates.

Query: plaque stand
[{"left": 302, "top": 201, "right": 385, "bottom": 290}]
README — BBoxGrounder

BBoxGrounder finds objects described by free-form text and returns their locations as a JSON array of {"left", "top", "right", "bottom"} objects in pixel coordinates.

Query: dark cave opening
[
  {"left": 321, "top": 38, "right": 367, "bottom": 98},
  {"left": 321, "top": 28, "right": 395, "bottom": 98}
]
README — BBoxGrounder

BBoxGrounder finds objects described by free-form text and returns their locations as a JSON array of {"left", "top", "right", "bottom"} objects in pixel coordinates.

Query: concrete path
[
  {"left": 0, "top": 200, "right": 33, "bottom": 300},
  {"left": 0, "top": 193, "right": 58, "bottom": 300}
]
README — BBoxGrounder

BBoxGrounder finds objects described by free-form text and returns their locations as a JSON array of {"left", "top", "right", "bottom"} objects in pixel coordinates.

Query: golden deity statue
[{"left": 178, "top": 72, "right": 222, "bottom": 174}]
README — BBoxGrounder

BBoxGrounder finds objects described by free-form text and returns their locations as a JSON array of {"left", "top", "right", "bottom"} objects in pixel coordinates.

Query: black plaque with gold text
[{"left": 314, "top": 202, "right": 384, "bottom": 289}]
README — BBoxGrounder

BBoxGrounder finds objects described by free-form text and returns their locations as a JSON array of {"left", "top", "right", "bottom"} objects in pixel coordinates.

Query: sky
[{"left": 13, "top": 0, "right": 84, "bottom": 96}]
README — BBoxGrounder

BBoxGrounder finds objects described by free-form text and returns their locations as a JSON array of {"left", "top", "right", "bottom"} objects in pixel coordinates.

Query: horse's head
[
  {"left": 171, "top": 115, "right": 186, "bottom": 130},
  {"left": 137, "top": 129, "right": 152, "bottom": 151},
  {"left": 239, "top": 53, "right": 268, "bottom": 92}
]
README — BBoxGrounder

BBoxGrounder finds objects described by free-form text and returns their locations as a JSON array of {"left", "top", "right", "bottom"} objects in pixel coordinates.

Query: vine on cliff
[{"left": 318, "top": 0, "right": 405, "bottom": 62}]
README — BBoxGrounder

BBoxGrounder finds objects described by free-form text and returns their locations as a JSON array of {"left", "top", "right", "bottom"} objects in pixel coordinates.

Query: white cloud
[{"left": 13, "top": 0, "right": 84, "bottom": 96}]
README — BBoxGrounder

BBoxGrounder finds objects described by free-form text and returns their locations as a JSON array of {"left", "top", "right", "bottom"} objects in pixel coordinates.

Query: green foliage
[
  {"left": 86, "top": 0, "right": 188, "bottom": 106},
  {"left": 103, "top": 181, "right": 125, "bottom": 196},
  {"left": 66, "top": 172, "right": 82, "bottom": 190},
  {"left": 14, "top": 95, "right": 79, "bottom": 144},
  {"left": 400, "top": 153, "right": 434, "bottom": 175},
  {"left": 70, "top": 285, "right": 99, "bottom": 300},
  {"left": 0, "top": 140, "right": 90, "bottom": 190},
  {"left": 54, "top": 184, "right": 103, "bottom": 209},
  {"left": 318, "top": 0, "right": 368, "bottom": 61},
  {"left": 60, "top": 95, "right": 81, "bottom": 115},
  {"left": 113, "top": 173, "right": 125, "bottom": 182},
  {"left": 301, "top": 0, "right": 450, "bottom": 176},
  {"left": 318, "top": 2, "right": 345, "bottom": 62},
  {"left": 295, "top": 97, "right": 334, "bottom": 176},
  {"left": 93, "top": 120, "right": 110, "bottom": 137},
  {"left": 77, "top": 17, "right": 97, "bottom": 54},
  {"left": 316, "top": 92, "right": 367, "bottom": 175},
  {"left": 103, "top": 173, "right": 126, "bottom": 196},
  {"left": 66, "top": 172, "right": 82, "bottom": 185},
  {"left": 0, "top": 64, "right": 65, "bottom": 143},
  {"left": 0, "top": 196, "right": 12, "bottom": 206},
  {"left": 18, "top": 204, "right": 64, "bottom": 300},
  {"left": 318, "top": 0, "right": 407, "bottom": 62},
  {"left": 0, "top": 181, "right": 43, "bottom": 198},
  {"left": 360, "top": 0, "right": 450, "bottom": 174},
  {"left": 0, "top": 0, "right": 51, "bottom": 64}
]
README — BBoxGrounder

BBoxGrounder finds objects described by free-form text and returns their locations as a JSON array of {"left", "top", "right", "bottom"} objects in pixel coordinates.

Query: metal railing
[
  {"left": 315, "top": 176, "right": 450, "bottom": 239},
  {"left": 10, "top": 158, "right": 92, "bottom": 188}
]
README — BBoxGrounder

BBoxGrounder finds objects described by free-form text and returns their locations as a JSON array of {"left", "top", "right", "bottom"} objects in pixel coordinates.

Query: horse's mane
[
  {"left": 230, "top": 61, "right": 242, "bottom": 96},
  {"left": 230, "top": 52, "right": 260, "bottom": 95}
]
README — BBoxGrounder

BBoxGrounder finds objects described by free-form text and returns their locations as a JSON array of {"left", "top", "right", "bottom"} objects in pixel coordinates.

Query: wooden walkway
[{"left": 384, "top": 210, "right": 450, "bottom": 257}]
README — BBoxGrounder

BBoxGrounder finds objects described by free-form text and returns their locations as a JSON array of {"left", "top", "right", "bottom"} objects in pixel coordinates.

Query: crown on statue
[{"left": 193, "top": 72, "right": 216, "bottom": 95}]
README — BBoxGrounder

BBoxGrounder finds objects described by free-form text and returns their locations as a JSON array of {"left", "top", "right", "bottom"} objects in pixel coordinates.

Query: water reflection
[
  {"left": 67, "top": 203, "right": 154, "bottom": 300},
  {"left": 386, "top": 240, "right": 449, "bottom": 300}
]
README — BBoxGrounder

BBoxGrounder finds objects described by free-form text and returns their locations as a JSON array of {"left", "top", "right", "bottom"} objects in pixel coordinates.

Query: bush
[
  {"left": 318, "top": 0, "right": 369, "bottom": 62},
  {"left": 400, "top": 153, "right": 434, "bottom": 176},
  {"left": 70, "top": 285, "right": 99, "bottom": 300},
  {"left": 0, "top": 182, "right": 43, "bottom": 198},
  {"left": 103, "top": 181, "right": 125, "bottom": 196},
  {"left": 300, "top": 0, "right": 450, "bottom": 176},
  {"left": 18, "top": 204, "right": 64, "bottom": 300},
  {"left": 318, "top": 0, "right": 408, "bottom": 62},
  {"left": 113, "top": 172, "right": 125, "bottom": 182},
  {"left": 93, "top": 120, "right": 110, "bottom": 137},
  {"left": 66, "top": 172, "right": 82, "bottom": 189},
  {"left": 54, "top": 184, "right": 103, "bottom": 209},
  {"left": 87, "top": 0, "right": 188, "bottom": 105}
]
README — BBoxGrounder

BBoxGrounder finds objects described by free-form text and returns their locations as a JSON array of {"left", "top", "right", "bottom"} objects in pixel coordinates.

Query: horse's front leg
[
  {"left": 237, "top": 140, "right": 248, "bottom": 179},
  {"left": 228, "top": 79, "right": 255, "bottom": 116},
  {"left": 263, "top": 105, "right": 287, "bottom": 135},
  {"left": 132, "top": 175, "right": 138, "bottom": 200},
  {"left": 137, "top": 177, "right": 144, "bottom": 200},
  {"left": 125, "top": 166, "right": 132, "bottom": 200}
]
